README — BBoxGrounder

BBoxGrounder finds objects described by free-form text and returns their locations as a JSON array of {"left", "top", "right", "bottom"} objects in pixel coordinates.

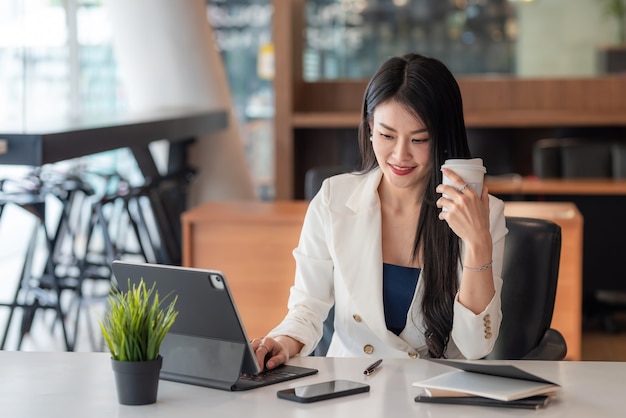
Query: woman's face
[{"left": 370, "top": 100, "right": 432, "bottom": 193}]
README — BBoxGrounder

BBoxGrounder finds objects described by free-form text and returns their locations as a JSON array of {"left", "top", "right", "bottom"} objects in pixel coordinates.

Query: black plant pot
[{"left": 111, "top": 355, "right": 163, "bottom": 405}]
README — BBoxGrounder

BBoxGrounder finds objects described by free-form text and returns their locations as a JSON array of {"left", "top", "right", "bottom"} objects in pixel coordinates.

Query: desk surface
[
  {"left": 1, "top": 352, "right": 623, "bottom": 417},
  {"left": 0, "top": 107, "right": 227, "bottom": 166}
]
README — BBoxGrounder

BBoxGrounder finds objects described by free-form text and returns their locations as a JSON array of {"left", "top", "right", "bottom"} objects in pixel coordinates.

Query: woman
[{"left": 253, "top": 53, "right": 506, "bottom": 369}]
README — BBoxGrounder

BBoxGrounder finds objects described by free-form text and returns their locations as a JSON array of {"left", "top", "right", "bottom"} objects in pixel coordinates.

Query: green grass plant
[{"left": 100, "top": 279, "right": 178, "bottom": 362}]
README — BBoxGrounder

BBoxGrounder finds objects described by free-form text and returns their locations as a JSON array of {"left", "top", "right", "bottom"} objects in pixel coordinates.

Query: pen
[{"left": 363, "top": 359, "right": 383, "bottom": 376}]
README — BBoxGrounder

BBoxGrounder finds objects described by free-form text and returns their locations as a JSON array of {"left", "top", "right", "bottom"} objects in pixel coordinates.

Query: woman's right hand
[{"left": 250, "top": 336, "right": 292, "bottom": 371}]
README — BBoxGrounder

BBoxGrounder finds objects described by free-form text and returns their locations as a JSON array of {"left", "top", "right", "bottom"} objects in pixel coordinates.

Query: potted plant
[{"left": 100, "top": 279, "right": 178, "bottom": 405}]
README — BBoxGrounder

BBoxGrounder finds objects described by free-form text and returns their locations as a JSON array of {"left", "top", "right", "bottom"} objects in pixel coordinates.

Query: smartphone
[{"left": 277, "top": 380, "right": 370, "bottom": 403}]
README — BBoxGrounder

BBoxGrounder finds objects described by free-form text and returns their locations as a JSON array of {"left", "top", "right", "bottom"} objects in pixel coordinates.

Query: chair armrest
[{"left": 521, "top": 328, "right": 568, "bottom": 361}]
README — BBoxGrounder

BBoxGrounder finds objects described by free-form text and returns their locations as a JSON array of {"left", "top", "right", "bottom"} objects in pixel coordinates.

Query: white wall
[{"left": 514, "top": 0, "right": 618, "bottom": 77}]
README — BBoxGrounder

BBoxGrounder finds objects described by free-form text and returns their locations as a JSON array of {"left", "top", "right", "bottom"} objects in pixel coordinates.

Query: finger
[
  {"left": 265, "top": 352, "right": 289, "bottom": 370},
  {"left": 436, "top": 196, "right": 448, "bottom": 210},
  {"left": 441, "top": 167, "right": 466, "bottom": 189},
  {"left": 254, "top": 339, "right": 272, "bottom": 369},
  {"left": 436, "top": 183, "right": 458, "bottom": 196}
]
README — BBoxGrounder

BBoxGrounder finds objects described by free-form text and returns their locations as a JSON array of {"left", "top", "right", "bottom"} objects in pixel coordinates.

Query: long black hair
[{"left": 357, "top": 53, "right": 471, "bottom": 358}]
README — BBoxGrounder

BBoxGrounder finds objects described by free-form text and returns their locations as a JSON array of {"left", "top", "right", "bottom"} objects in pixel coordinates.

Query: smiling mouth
[{"left": 389, "top": 164, "right": 416, "bottom": 175}]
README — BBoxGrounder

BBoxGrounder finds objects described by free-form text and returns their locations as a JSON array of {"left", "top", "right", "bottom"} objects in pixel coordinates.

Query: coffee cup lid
[
  {"left": 442, "top": 158, "right": 486, "bottom": 173},
  {"left": 442, "top": 158, "right": 483, "bottom": 166}
]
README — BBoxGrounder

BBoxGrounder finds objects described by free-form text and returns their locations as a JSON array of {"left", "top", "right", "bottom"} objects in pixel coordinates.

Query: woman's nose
[{"left": 393, "top": 139, "right": 411, "bottom": 160}]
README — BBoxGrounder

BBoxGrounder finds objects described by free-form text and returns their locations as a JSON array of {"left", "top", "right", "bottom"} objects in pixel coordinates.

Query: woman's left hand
[{"left": 436, "top": 167, "right": 491, "bottom": 246}]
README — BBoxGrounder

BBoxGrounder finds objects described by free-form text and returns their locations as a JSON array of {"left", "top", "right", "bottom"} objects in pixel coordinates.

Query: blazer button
[
  {"left": 408, "top": 352, "right": 419, "bottom": 359},
  {"left": 484, "top": 326, "right": 492, "bottom": 333},
  {"left": 484, "top": 319, "right": 491, "bottom": 327},
  {"left": 484, "top": 332, "right": 493, "bottom": 339},
  {"left": 353, "top": 314, "right": 362, "bottom": 323},
  {"left": 483, "top": 314, "right": 491, "bottom": 321},
  {"left": 363, "top": 344, "right": 374, "bottom": 355}
]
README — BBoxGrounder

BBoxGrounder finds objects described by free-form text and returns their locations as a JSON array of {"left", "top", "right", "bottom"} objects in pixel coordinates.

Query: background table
[
  {"left": 0, "top": 108, "right": 227, "bottom": 177},
  {"left": 0, "top": 352, "right": 624, "bottom": 417},
  {"left": 182, "top": 200, "right": 583, "bottom": 360},
  {"left": 0, "top": 108, "right": 227, "bottom": 266}
]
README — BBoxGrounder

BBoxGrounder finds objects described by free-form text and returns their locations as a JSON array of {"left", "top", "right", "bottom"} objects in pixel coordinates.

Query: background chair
[
  {"left": 486, "top": 216, "right": 567, "bottom": 360},
  {"left": 304, "top": 165, "right": 351, "bottom": 202}
]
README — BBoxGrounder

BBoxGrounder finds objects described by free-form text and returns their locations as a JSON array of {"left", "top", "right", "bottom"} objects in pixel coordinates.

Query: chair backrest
[
  {"left": 304, "top": 165, "right": 350, "bottom": 201},
  {"left": 304, "top": 165, "right": 349, "bottom": 355},
  {"left": 486, "top": 216, "right": 562, "bottom": 360}
]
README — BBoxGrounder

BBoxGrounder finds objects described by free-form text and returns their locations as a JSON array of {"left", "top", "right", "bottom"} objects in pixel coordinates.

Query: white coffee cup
[{"left": 441, "top": 158, "right": 487, "bottom": 196}]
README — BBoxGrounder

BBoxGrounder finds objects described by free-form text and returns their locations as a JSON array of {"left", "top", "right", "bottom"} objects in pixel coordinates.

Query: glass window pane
[
  {"left": 0, "top": 0, "right": 69, "bottom": 125},
  {"left": 303, "top": 0, "right": 517, "bottom": 81},
  {"left": 207, "top": 0, "right": 275, "bottom": 200},
  {"left": 76, "top": 2, "right": 122, "bottom": 116}
]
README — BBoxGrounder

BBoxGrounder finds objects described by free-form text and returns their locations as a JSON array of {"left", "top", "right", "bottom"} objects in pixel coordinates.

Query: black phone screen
[{"left": 277, "top": 380, "right": 370, "bottom": 403}]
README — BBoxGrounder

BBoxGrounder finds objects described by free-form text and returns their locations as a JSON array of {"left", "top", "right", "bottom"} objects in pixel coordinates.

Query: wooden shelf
[
  {"left": 291, "top": 112, "right": 360, "bottom": 128},
  {"left": 292, "top": 110, "right": 626, "bottom": 130},
  {"left": 465, "top": 110, "right": 626, "bottom": 128},
  {"left": 486, "top": 177, "right": 626, "bottom": 195}
]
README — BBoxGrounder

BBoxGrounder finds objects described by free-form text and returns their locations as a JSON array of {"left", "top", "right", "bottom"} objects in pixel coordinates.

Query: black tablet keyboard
[{"left": 234, "top": 365, "right": 318, "bottom": 390}]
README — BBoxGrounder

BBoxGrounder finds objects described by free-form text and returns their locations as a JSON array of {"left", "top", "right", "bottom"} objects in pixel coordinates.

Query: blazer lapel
[
  {"left": 331, "top": 170, "right": 420, "bottom": 351},
  {"left": 331, "top": 170, "right": 396, "bottom": 341}
]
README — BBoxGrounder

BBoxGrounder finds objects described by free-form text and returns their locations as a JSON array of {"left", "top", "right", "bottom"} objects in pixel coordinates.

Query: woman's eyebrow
[{"left": 378, "top": 122, "right": 428, "bottom": 135}]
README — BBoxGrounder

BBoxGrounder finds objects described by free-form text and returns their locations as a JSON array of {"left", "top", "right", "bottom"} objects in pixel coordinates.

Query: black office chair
[
  {"left": 304, "top": 165, "right": 350, "bottom": 202},
  {"left": 486, "top": 216, "right": 567, "bottom": 360},
  {"left": 304, "top": 166, "right": 349, "bottom": 356}
]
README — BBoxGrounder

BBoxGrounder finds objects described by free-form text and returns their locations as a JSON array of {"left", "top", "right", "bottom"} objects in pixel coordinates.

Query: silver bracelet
[{"left": 464, "top": 261, "right": 493, "bottom": 272}]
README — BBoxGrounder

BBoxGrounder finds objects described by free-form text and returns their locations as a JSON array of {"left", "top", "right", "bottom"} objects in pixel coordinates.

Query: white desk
[{"left": 1, "top": 352, "right": 625, "bottom": 417}]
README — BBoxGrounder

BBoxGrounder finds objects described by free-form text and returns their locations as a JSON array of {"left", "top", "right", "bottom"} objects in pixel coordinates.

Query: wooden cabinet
[
  {"left": 182, "top": 200, "right": 582, "bottom": 360},
  {"left": 182, "top": 201, "right": 307, "bottom": 339},
  {"left": 272, "top": 0, "right": 626, "bottom": 200}
]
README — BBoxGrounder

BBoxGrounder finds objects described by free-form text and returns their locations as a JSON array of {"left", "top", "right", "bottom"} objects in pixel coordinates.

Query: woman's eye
[
  {"left": 379, "top": 132, "right": 393, "bottom": 139},
  {"left": 412, "top": 138, "right": 429, "bottom": 144}
]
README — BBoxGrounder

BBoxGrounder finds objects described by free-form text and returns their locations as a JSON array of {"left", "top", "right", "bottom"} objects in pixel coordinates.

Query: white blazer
[{"left": 268, "top": 168, "right": 507, "bottom": 360}]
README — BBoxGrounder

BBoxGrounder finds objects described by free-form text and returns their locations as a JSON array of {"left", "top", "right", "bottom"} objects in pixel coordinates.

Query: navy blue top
[{"left": 382, "top": 263, "right": 420, "bottom": 336}]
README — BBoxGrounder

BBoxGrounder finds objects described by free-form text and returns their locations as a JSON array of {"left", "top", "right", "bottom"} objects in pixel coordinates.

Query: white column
[{"left": 103, "top": 0, "right": 255, "bottom": 204}]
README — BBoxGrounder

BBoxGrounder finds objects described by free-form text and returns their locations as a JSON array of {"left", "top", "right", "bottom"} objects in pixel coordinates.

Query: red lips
[{"left": 389, "top": 164, "right": 416, "bottom": 176}]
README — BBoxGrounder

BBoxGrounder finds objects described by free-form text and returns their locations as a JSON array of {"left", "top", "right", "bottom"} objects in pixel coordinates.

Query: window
[{"left": 303, "top": 0, "right": 517, "bottom": 81}]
